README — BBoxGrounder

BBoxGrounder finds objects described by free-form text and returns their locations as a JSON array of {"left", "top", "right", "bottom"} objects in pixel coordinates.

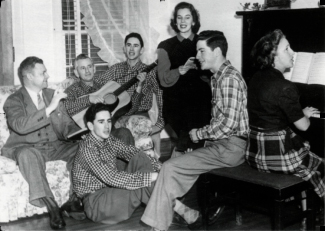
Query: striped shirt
[
  {"left": 197, "top": 60, "right": 249, "bottom": 140},
  {"left": 72, "top": 133, "right": 161, "bottom": 198}
]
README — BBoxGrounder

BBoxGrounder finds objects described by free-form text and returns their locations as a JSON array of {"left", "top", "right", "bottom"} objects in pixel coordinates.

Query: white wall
[{"left": 12, "top": 0, "right": 65, "bottom": 85}]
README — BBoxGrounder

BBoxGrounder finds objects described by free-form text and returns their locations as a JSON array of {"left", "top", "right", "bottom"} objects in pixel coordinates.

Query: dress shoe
[
  {"left": 61, "top": 193, "right": 86, "bottom": 220},
  {"left": 42, "top": 197, "right": 66, "bottom": 230},
  {"left": 48, "top": 208, "right": 66, "bottom": 230},
  {"left": 187, "top": 205, "right": 225, "bottom": 230},
  {"left": 208, "top": 205, "right": 225, "bottom": 225}
]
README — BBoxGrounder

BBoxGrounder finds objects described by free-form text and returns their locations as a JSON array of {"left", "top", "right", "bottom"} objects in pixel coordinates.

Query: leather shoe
[
  {"left": 48, "top": 209, "right": 66, "bottom": 230},
  {"left": 187, "top": 205, "right": 225, "bottom": 230},
  {"left": 208, "top": 205, "right": 225, "bottom": 225},
  {"left": 61, "top": 193, "right": 86, "bottom": 220}
]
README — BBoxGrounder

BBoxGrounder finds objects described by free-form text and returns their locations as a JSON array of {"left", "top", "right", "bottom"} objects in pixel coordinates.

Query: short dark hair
[
  {"left": 18, "top": 56, "right": 44, "bottom": 86},
  {"left": 251, "top": 29, "right": 285, "bottom": 70},
  {"left": 197, "top": 30, "right": 228, "bottom": 57},
  {"left": 124, "top": 32, "right": 144, "bottom": 48},
  {"left": 84, "top": 103, "right": 111, "bottom": 125},
  {"left": 74, "top": 54, "right": 93, "bottom": 69},
  {"left": 170, "top": 2, "right": 201, "bottom": 34}
]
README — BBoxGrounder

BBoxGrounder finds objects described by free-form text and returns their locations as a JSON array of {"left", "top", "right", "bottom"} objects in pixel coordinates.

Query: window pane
[
  {"left": 62, "top": 0, "right": 77, "bottom": 31},
  {"left": 65, "top": 34, "right": 76, "bottom": 78}
]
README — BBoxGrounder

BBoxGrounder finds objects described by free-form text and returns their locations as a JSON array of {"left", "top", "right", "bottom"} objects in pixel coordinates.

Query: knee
[
  {"left": 111, "top": 127, "right": 135, "bottom": 146},
  {"left": 14, "top": 147, "right": 40, "bottom": 165}
]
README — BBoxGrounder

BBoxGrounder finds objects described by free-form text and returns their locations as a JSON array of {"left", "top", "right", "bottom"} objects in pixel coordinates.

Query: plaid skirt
[{"left": 246, "top": 127, "right": 325, "bottom": 198}]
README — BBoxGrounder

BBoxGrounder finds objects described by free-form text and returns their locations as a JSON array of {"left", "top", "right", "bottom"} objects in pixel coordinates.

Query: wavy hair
[
  {"left": 251, "top": 29, "right": 285, "bottom": 70},
  {"left": 170, "top": 2, "right": 201, "bottom": 34}
]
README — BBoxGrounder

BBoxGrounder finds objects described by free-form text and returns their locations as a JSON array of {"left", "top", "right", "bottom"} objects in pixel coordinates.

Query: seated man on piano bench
[{"left": 64, "top": 33, "right": 163, "bottom": 158}]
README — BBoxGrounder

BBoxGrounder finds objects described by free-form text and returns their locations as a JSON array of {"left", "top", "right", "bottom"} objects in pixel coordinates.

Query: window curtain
[{"left": 79, "top": 0, "right": 159, "bottom": 66}]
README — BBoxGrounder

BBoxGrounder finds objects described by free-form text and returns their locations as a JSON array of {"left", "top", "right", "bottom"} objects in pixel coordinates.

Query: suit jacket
[{"left": 2, "top": 87, "right": 80, "bottom": 159}]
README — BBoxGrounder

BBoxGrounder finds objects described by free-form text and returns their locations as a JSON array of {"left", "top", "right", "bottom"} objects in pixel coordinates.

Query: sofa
[{"left": 0, "top": 83, "right": 154, "bottom": 223}]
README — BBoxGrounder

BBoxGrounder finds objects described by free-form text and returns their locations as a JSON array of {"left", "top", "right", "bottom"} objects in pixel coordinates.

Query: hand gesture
[
  {"left": 303, "top": 106, "right": 320, "bottom": 118},
  {"left": 189, "top": 129, "right": 199, "bottom": 143},
  {"left": 89, "top": 94, "right": 104, "bottom": 104},
  {"left": 46, "top": 89, "right": 67, "bottom": 115},
  {"left": 137, "top": 72, "right": 146, "bottom": 86},
  {"left": 136, "top": 72, "right": 147, "bottom": 93},
  {"left": 179, "top": 65, "right": 193, "bottom": 75},
  {"left": 58, "top": 78, "right": 75, "bottom": 89}
]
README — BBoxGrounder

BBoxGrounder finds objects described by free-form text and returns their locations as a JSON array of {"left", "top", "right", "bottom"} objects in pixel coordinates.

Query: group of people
[{"left": 2, "top": 1, "right": 324, "bottom": 231}]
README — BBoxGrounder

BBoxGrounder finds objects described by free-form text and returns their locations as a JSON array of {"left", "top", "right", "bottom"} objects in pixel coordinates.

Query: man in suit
[{"left": 2, "top": 56, "right": 85, "bottom": 230}]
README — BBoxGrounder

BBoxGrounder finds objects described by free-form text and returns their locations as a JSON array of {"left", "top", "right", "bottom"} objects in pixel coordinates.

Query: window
[{"left": 61, "top": 0, "right": 107, "bottom": 79}]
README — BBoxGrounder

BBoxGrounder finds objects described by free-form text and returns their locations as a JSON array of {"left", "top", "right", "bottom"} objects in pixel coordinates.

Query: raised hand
[{"left": 46, "top": 89, "right": 67, "bottom": 116}]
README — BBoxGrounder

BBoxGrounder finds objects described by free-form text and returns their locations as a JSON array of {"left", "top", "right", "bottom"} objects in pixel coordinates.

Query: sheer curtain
[{"left": 79, "top": 0, "right": 159, "bottom": 66}]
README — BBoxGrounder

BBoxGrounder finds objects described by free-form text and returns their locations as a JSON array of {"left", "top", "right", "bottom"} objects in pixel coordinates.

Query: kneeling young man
[{"left": 72, "top": 103, "right": 161, "bottom": 224}]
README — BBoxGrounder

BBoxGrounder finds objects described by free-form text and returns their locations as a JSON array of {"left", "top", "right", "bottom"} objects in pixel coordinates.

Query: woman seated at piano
[{"left": 245, "top": 29, "right": 325, "bottom": 201}]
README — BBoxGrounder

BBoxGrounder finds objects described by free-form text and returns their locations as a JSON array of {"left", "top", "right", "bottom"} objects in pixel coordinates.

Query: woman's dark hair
[
  {"left": 251, "top": 29, "right": 285, "bottom": 70},
  {"left": 170, "top": 2, "right": 201, "bottom": 34},
  {"left": 84, "top": 103, "right": 112, "bottom": 125}
]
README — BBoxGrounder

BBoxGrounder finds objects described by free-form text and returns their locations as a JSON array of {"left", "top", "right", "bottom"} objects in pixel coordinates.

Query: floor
[{"left": 0, "top": 138, "right": 323, "bottom": 231}]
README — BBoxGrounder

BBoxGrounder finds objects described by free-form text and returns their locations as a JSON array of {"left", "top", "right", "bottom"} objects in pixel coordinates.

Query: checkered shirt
[
  {"left": 246, "top": 127, "right": 325, "bottom": 198},
  {"left": 72, "top": 133, "right": 161, "bottom": 198},
  {"left": 99, "top": 61, "right": 164, "bottom": 129},
  {"left": 196, "top": 60, "right": 249, "bottom": 140},
  {"left": 64, "top": 72, "right": 142, "bottom": 117},
  {"left": 64, "top": 80, "right": 101, "bottom": 116}
]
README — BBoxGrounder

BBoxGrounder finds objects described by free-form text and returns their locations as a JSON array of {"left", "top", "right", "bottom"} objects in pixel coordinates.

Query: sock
[{"left": 174, "top": 199, "right": 200, "bottom": 224}]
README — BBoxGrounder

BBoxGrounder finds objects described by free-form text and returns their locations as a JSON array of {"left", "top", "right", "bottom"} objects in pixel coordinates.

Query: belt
[{"left": 250, "top": 125, "right": 288, "bottom": 133}]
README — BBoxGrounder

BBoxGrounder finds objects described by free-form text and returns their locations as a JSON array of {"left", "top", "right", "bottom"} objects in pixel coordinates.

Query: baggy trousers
[
  {"left": 13, "top": 141, "right": 79, "bottom": 207},
  {"left": 141, "top": 136, "right": 246, "bottom": 230},
  {"left": 82, "top": 151, "right": 156, "bottom": 224}
]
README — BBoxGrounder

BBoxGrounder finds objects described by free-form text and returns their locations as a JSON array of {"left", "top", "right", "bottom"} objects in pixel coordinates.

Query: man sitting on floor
[
  {"left": 71, "top": 103, "right": 161, "bottom": 224},
  {"left": 2, "top": 56, "right": 85, "bottom": 230},
  {"left": 141, "top": 30, "right": 250, "bottom": 231}
]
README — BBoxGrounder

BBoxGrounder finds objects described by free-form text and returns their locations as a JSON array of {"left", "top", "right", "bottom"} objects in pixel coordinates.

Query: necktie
[{"left": 37, "top": 93, "right": 45, "bottom": 110}]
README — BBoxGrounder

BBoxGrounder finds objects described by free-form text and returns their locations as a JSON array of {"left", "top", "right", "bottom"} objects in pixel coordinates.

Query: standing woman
[
  {"left": 246, "top": 29, "right": 325, "bottom": 200},
  {"left": 157, "top": 2, "right": 211, "bottom": 152}
]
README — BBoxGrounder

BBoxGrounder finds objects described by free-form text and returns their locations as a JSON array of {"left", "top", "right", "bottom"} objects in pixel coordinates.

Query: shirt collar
[
  {"left": 124, "top": 60, "right": 143, "bottom": 71},
  {"left": 177, "top": 33, "right": 195, "bottom": 42},
  {"left": 25, "top": 86, "right": 43, "bottom": 108},
  {"left": 78, "top": 80, "right": 100, "bottom": 91},
  {"left": 85, "top": 133, "right": 112, "bottom": 148},
  {"left": 213, "top": 60, "right": 231, "bottom": 80}
]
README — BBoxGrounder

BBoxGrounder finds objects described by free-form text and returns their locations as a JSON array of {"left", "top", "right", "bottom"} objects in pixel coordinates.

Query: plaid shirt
[
  {"left": 64, "top": 72, "right": 142, "bottom": 117},
  {"left": 197, "top": 60, "right": 249, "bottom": 140},
  {"left": 72, "top": 133, "right": 161, "bottom": 198},
  {"left": 99, "top": 61, "right": 164, "bottom": 129}
]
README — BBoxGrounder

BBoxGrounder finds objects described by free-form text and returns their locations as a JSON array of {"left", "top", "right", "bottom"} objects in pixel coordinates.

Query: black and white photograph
[{"left": 0, "top": 0, "right": 324, "bottom": 230}]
